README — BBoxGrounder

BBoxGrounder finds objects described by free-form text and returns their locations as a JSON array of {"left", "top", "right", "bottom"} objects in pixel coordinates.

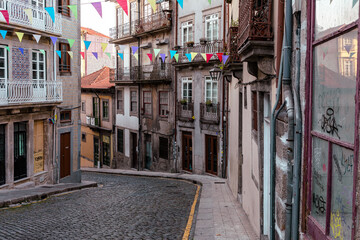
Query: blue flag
[
  {"left": 45, "top": 7, "right": 55, "bottom": 23},
  {"left": 50, "top": 36, "right": 57, "bottom": 46},
  {"left": 56, "top": 50, "right": 61, "bottom": 58},
  {"left": 0, "top": 30, "right": 7, "bottom": 39},
  {"left": 169, "top": 50, "right": 177, "bottom": 59},
  {"left": 185, "top": 53, "right": 191, "bottom": 62},
  {"left": 84, "top": 41, "right": 91, "bottom": 50},
  {"left": 117, "top": 53, "right": 124, "bottom": 60},
  {"left": 19, "top": 48, "right": 24, "bottom": 55},
  {"left": 177, "top": 0, "right": 183, "bottom": 8}
]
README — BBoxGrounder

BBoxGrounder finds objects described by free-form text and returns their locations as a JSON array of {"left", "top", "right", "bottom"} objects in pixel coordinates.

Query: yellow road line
[{"left": 182, "top": 185, "right": 201, "bottom": 240}]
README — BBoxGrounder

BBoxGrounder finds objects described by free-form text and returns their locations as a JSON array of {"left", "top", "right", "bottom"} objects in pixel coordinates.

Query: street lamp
[{"left": 209, "top": 66, "right": 222, "bottom": 81}]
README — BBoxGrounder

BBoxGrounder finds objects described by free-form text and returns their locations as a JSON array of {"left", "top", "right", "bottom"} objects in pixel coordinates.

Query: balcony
[
  {"left": 86, "top": 116, "right": 99, "bottom": 127},
  {"left": 237, "top": 0, "right": 273, "bottom": 62},
  {"left": 109, "top": 21, "right": 136, "bottom": 44},
  {"left": 174, "top": 40, "right": 223, "bottom": 66},
  {"left": 133, "top": 11, "right": 171, "bottom": 37},
  {"left": 0, "top": 0, "right": 62, "bottom": 35},
  {"left": 177, "top": 101, "right": 194, "bottom": 122},
  {"left": 200, "top": 103, "right": 220, "bottom": 124},
  {"left": 227, "top": 27, "right": 241, "bottom": 65},
  {"left": 114, "top": 64, "right": 172, "bottom": 84},
  {"left": 0, "top": 80, "right": 62, "bottom": 106}
]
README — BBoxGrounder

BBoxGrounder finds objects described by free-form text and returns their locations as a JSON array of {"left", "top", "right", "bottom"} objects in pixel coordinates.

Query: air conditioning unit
[
  {"left": 86, "top": 116, "right": 91, "bottom": 125},
  {"left": 91, "top": 117, "right": 95, "bottom": 126}
]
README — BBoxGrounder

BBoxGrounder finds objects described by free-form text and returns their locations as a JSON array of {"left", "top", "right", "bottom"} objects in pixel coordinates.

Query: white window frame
[
  {"left": 205, "top": 76, "right": 218, "bottom": 103},
  {"left": 182, "top": 21, "right": 193, "bottom": 46},
  {"left": 0, "top": 46, "right": 8, "bottom": 85},
  {"left": 130, "top": 2, "right": 137, "bottom": 23},
  {"left": 181, "top": 77, "right": 193, "bottom": 101},
  {"left": 144, "top": 2, "right": 152, "bottom": 19},
  {"left": 160, "top": 1, "right": 169, "bottom": 10},
  {"left": 205, "top": 14, "right": 219, "bottom": 41},
  {"left": 344, "top": 59, "right": 353, "bottom": 77},
  {"left": 159, "top": 91, "right": 169, "bottom": 117},
  {"left": 32, "top": 50, "right": 46, "bottom": 89}
]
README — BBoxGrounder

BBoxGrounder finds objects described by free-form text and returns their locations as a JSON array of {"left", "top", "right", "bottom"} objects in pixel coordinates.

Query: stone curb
[{"left": 0, "top": 181, "right": 98, "bottom": 208}]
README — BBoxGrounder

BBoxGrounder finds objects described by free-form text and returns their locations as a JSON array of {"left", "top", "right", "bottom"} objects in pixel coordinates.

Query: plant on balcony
[
  {"left": 205, "top": 100, "right": 213, "bottom": 106},
  {"left": 174, "top": 45, "right": 181, "bottom": 50},
  {"left": 186, "top": 41, "right": 194, "bottom": 47},
  {"left": 231, "top": 19, "right": 239, "bottom": 27},
  {"left": 180, "top": 99, "right": 188, "bottom": 105},
  {"left": 225, "top": 0, "right": 232, "bottom": 4},
  {"left": 200, "top": 38, "right": 207, "bottom": 45}
]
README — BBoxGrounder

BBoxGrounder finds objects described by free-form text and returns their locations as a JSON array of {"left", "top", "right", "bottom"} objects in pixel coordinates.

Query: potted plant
[
  {"left": 180, "top": 99, "right": 188, "bottom": 105},
  {"left": 200, "top": 38, "right": 207, "bottom": 45},
  {"left": 174, "top": 45, "right": 181, "bottom": 50},
  {"left": 205, "top": 99, "right": 213, "bottom": 107},
  {"left": 186, "top": 41, "right": 194, "bottom": 47}
]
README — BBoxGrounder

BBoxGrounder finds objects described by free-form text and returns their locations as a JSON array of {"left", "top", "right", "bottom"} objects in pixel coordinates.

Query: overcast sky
[{"left": 80, "top": 0, "right": 117, "bottom": 37}]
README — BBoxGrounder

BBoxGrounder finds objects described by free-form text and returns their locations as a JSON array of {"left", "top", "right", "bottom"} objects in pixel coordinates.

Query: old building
[
  {"left": 0, "top": 0, "right": 81, "bottom": 188},
  {"left": 80, "top": 67, "right": 115, "bottom": 168}
]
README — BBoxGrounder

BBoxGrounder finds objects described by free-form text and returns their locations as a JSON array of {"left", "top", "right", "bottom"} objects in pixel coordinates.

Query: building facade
[{"left": 0, "top": 0, "right": 81, "bottom": 189}]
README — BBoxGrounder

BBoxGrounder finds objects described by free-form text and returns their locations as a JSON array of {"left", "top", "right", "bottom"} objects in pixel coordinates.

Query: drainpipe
[
  {"left": 137, "top": 0, "right": 141, "bottom": 171},
  {"left": 174, "top": 0, "right": 178, "bottom": 172},
  {"left": 291, "top": 12, "right": 302, "bottom": 240}
]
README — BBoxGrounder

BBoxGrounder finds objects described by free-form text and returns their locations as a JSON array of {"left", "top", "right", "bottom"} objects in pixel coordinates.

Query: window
[
  {"left": 59, "top": 43, "right": 70, "bottom": 73},
  {"left": 0, "top": 46, "right": 8, "bottom": 86},
  {"left": 252, "top": 91, "right": 257, "bottom": 132},
  {"left": 182, "top": 77, "right": 192, "bottom": 102},
  {"left": 343, "top": 59, "right": 354, "bottom": 77},
  {"left": 130, "top": 2, "right": 137, "bottom": 23},
  {"left": 32, "top": 50, "right": 46, "bottom": 89},
  {"left": 32, "top": 0, "right": 45, "bottom": 20},
  {"left": 244, "top": 86, "right": 247, "bottom": 109},
  {"left": 82, "top": 133, "right": 86, "bottom": 142},
  {"left": 159, "top": 137, "right": 169, "bottom": 159},
  {"left": 0, "top": 125, "right": 5, "bottom": 186},
  {"left": 130, "top": 90, "right": 138, "bottom": 114},
  {"left": 117, "top": 90, "right": 124, "bottom": 113},
  {"left": 144, "top": 2, "right": 152, "bottom": 22},
  {"left": 81, "top": 101, "right": 86, "bottom": 113},
  {"left": 205, "top": 76, "right": 218, "bottom": 104},
  {"left": 117, "top": 129, "right": 124, "bottom": 153},
  {"left": 160, "top": 1, "right": 169, "bottom": 10},
  {"left": 159, "top": 91, "right": 169, "bottom": 117},
  {"left": 102, "top": 100, "right": 109, "bottom": 120},
  {"left": 143, "top": 91, "right": 152, "bottom": 115},
  {"left": 58, "top": 0, "right": 70, "bottom": 17},
  {"left": 60, "top": 110, "right": 71, "bottom": 123},
  {"left": 205, "top": 14, "right": 219, "bottom": 41},
  {"left": 182, "top": 21, "right": 193, "bottom": 46}
]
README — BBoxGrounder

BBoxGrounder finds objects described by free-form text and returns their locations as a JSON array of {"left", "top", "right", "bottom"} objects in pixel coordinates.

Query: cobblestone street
[{"left": 0, "top": 172, "right": 198, "bottom": 240}]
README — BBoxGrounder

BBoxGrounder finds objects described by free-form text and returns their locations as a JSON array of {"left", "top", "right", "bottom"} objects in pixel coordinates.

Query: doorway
[
  {"left": 182, "top": 132, "right": 192, "bottom": 171},
  {"left": 14, "top": 122, "right": 27, "bottom": 181},
  {"left": 145, "top": 134, "right": 152, "bottom": 169},
  {"left": 94, "top": 137, "right": 99, "bottom": 167},
  {"left": 131, "top": 132, "right": 138, "bottom": 169},
  {"left": 205, "top": 135, "right": 217, "bottom": 175},
  {"left": 263, "top": 93, "right": 271, "bottom": 236},
  {"left": 60, "top": 132, "right": 71, "bottom": 179}
]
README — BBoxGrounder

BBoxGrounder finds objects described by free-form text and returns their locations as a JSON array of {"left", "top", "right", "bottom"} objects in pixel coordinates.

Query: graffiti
[
  {"left": 313, "top": 193, "right": 326, "bottom": 214},
  {"left": 313, "top": 170, "right": 325, "bottom": 191},
  {"left": 340, "top": 153, "right": 353, "bottom": 175},
  {"left": 333, "top": 154, "right": 343, "bottom": 183},
  {"left": 320, "top": 108, "right": 342, "bottom": 139},
  {"left": 330, "top": 210, "right": 344, "bottom": 240}
]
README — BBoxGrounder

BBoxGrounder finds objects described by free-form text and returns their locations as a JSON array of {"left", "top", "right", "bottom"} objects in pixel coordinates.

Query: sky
[{"left": 81, "top": 0, "right": 117, "bottom": 37}]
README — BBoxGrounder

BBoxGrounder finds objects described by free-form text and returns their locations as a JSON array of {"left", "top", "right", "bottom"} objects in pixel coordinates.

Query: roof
[
  {"left": 81, "top": 27, "right": 110, "bottom": 39},
  {"left": 81, "top": 67, "right": 115, "bottom": 89},
  {"left": 317, "top": 64, "right": 356, "bottom": 89}
]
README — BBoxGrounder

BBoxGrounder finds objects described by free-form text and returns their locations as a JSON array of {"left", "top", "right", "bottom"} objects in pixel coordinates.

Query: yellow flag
[
  {"left": 15, "top": 32, "right": 24, "bottom": 42},
  {"left": 101, "top": 43, "right": 108, "bottom": 52},
  {"left": 134, "top": 53, "right": 138, "bottom": 60},
  {"left": 190, "top": 52, "right": 198, "bottom": 61},
  {"left": 147, "top": 0, "right": 157, "bottom": 12},
  {"left": 24, "top": 9, "right": 33, "bottom": 24},
  {"left": 67, "top": 51, "right": 73, "bottom": 59},
  {"left": 201, "top": 53, "right": 207, "bottom": 61}
]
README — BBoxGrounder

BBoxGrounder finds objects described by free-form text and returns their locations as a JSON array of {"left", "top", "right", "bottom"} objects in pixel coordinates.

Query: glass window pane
[
  {"left": 312, "top": 30, "right": 357, "bottom": 143},
  {"left": 33, "top": 71, "right": 37, "bottom": 79},
  {"left": 0, "top": 59, "right": 4, "bottom": 68},
  {"left": 330, "top": 145, "right": 353, "bottom": 240},
  {"left": 311, "top": 137, "right": 328, "bottom": 229},
  {"left": 315, "top": 0, "right": 358, "bottom": 39},
  {"left": 0, "top": 69, "right": 4, "bottom": 78},
  {"left": 39, "top": 53, "right": 44, "bottom": 61},
  {"left": 32, "top": 52, "right": 37, "bottom": 61},
  {"left": 0, "top": 48, "right": 4, "bottom": 57},
  {"left": 39, "top": 63, "right": 44, "bottom": 70}
]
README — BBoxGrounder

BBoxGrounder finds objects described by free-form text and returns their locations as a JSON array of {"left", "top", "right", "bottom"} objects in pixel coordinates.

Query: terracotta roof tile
[
  {"left": 81, "top": 27, "right": 110, "bottom": 39},
  {"left": 81, "top": 67, "right": 115, "bottom": 89}
]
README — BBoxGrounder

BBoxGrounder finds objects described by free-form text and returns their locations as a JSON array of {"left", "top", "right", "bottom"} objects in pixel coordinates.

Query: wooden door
[
  {"left": 182, "top": 132, "right": 192, "bottom": 171},
  {"left": 205, "top": 135, "right": 217, "bottom": 175},
  {"left": 131, "top": 132, "right": 138, "bottom": 169},
  {"left": 60, "top": 132, "right": 71, "bottom": 178}
]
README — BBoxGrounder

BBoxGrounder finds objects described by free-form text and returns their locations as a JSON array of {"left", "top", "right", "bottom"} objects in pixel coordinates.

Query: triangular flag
[
  {"left": 350, "top": 52, "right": 356, "bottom": 58},
  {"left": 91, "top": 2, "right": 102, "bottom": 18},
  {"left": 68, "top": 5, "right": 78, "bottom": 19},
  {"left": 170, "top": 50, "right": 177, "bottom": 59},
  {"left": 33, "top": 34, "right": 41, "bottom": 43},
  {"left": 160, "top": 53, "right": 166, "bottom": 63},
  {"left": 19, "top": 48, "right": 24, "bottom": 55},
  {"left": 177, "top": 0, "right": 183, "bottom": 8},
  {"left": 201, "top": 53, "right": 207, "bottom": 61},
  {"left": 24, "top": 9, "right": 33, "bottom": 24},
  {"left": 131, "top": 46, "right": 139, "bottom": 54},
  {"left": 190, "top": 52, "right": 198, "bottom": 61},
  {"left": 50, "top": 36, "right": 57, "bottom": 46},
  {"left": 345, "top": 45, "right": 351, "bottom": 54},
  {"left": 67, "top": 39, "right": 75, "bottom": 48},
  {"left": 185, "top": 53, "right": 192, "bottom": 62},
  {"left": 67, "top": 51, "right": 73, "bottom": 59},
  {"left": 80, "top": 52, "right": 85, "bottom": 59},
  {"left": 84, "top": 41, "right": 91, "bottom": 50},
  {"left": 174, "top": 54, "right": 179, "bottom": 62},
  {"left": 92, "top": 52, "right": 98, "bottom": 59},
  {"left": 147, "top": 53, "right": 153, "bottom": 61},
  {"left": 147, "top": 0, "right": 157, "bottom": 12},
  {"left": 134, "top": 53, "right": 138, "bottom": 60},
  {"left": 56, "top": 50, "right": 61, "bottom": 58},
  {"left": 206, "top": 53, "right": 213, "bottom": 63},
  {"left": 154, "top": 48, "right": 161, "bottom": 58},
  {"left": 0, "top": 10, "right": 9, "bottom": 24},
  {"left": 208, "top": 0, "right": 211, "bottom": 4},
  {"left": 223, "top": 55, "right": 229, "bottom": 64},
  {"left": 15, "top": 32, "right": 24, "bottom": 42},
  {"left": 353, "top": 0, "right": 358, "bottom": 8},
  {"left": 216, "top": 53, "right": 223, "bottom": 62},
  {"left": 101, "top": 43, "right": 108, "bottom": 52},
  {"left": 45, "top": 7, "right": 55, "bottom": 23},
  {"left": 105, "top": 52, "right": 111, "bottom": 59},
  {"left": 5, "top": 46, "right": 9, "bottom": 52},
  {"left": 0, "top": 30, "right": 7, "bottom": 39},
  {"left": 39, "top": 49, "right": 45, "bottom": 55},
  {"left": 118, "top": 53, "right": 124, "bottom": 60},
  {"left": 116, "top": 0, "right": 128, "bottom": 15}
]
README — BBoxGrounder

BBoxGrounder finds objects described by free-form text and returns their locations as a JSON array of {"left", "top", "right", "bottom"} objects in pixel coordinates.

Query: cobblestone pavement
[{"left": 0, "top": 172, "right": 198, "bottom": 240}]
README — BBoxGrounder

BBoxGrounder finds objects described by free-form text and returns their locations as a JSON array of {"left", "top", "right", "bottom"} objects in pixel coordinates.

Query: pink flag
[
  {"left": 91, "top": 2, "right": 102, "bottom": 18},
  {"left": 80, "top": 52, "right": 85, "bottom": 59},
  {"left": 216, "top": 53, "right": 223, "bottom": 62},
  {"left": 0, "top": 10, "right": 9, "bottom": 24},
  {"left": 117, "top": 0, "right": 128, "bottom": 15},
  {"left": 206, "top": 54, "right": 213, "bottom": 63},
  {"left": 147, "top": 53, "right": 153, "bottom": 61}
]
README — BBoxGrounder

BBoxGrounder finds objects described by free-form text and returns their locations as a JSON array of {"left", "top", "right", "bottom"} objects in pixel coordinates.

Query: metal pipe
[
  {"left": 291, "top": 12, "right": 302, "bottom": 240},
  {"left": 137, "top": 0, "right": 141, "bottom": 171}
]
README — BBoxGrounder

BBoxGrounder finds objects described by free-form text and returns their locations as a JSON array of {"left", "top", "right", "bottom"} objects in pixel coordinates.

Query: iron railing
[
  {"left": 116, "top": 64, "right": 172, "bottom": 82},
  {"left": 0, "top": 0, "right": 62, "bottom": 35},
  {"left": 0, "top": 80, "right": 62, "bottom": 106},
  {"left": 177, "top": 101, "right": 194, "bottom": 122},
  {"left": 227, "top": 27, "right": 241, "bottom": 64},
  {"left": 176, "top": 40, "right": 223, "bottom": 64},
  {"left": 238, "top": 0, "right": 273, "bottom": 48},
  {"left": 134, "top": 11, "right": 171, "bottom": 35},
  {"left": 109, "top": 21, "right": 136, "bottom": 40},
  {"left": 200, "top": 103, "right": 220, "bottom": 124}
]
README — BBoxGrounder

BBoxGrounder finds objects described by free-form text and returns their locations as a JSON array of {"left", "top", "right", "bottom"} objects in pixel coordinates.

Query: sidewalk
[
  {"left": 0, "top": 181, "right": 97, "bottom": 208},
  {"left": 82, "top": 168, "right": 258, "bottom": 240}
]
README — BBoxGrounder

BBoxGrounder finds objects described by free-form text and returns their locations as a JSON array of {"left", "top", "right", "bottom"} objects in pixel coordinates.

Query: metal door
[
  {"left": 14, "top": 122, "right": 27, "bottom": 181},
  {"left": 205, "top": 135, "right": 218, "bottom": 175},
  {"left": 182, "top": 132, "right": 192, "bottom": 171},
  {"left": 263, "top": 93, "right": 271, "bottom": 236},
  {"left": 60, "top": 132, "right": 71, "bottom": 178}
]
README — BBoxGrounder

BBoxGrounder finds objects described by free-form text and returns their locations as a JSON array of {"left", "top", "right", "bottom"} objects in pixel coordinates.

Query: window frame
[
  {"left": 181, "top": 77, "right": 193, "bottom": 102},
  {"left": 32, "top": 50, "right": 46, "bottom": 89},
  {"left": 159, "top": 91, "right": 169, "bottom": 118},
  {"left": 143, "top": 91, "right": 152, "bottom": 116},
  {"left": 0, "top": 45, "right": 8, "bottom": 86},
  {"left": 117, "top": 128, "right": 124, "bottom": 154},
  {"left": 81, "top": 101, "right": 86, "bottom": 113},
  {"left": 205, "top": 13, "right": 219, "bottom": 42},
  {"left": 117, "top": 89, "right": 124, "bottom": 114},
  {"left": 130, "top": 89, "right": 138, "bottom": 116},
  {"left": 58, "top": 0, "right": 70, "bottom": 17},
  {"left": 205, "top": 76, "right": 218, "bottom": 104},
  {"left": 102, "top": 99, "right": 109, "bottom": 121},
  {"left": 60, "top": 110, "right": 71, "bottom": 123},
  {"left": 59, "top": 43, "right": 71, "bottom": 73},
  {"left": 181, "top": 21, "right": 193, "bottom": 46}
]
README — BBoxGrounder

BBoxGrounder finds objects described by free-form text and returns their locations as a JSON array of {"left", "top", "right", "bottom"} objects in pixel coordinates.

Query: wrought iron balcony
[
  {"left": 200, "top": 103, "right": 220, "bottom": 124},
  {"left": 109, "top": 21, "right": 136, "bottom": 43},
  {"left": 175, "top": 40, "right": 223, "bottom": 65},
  {"left": 133, "top": 11, "right": 171, "bottom": 36},
  {"left": 227, "top": 27, "right": 241, "bottom": 65},
  {"left": 177, "top": 101, "right": 194, "bottom": 122},
  {"left": 0, "top": 80, "right": 62, "bottom": 106},
  {"left": 0, "top": 0, "right": 62, "bottom": 35},
  {"left": 115, "top": 64, "right": 172, "bottom": 83}
]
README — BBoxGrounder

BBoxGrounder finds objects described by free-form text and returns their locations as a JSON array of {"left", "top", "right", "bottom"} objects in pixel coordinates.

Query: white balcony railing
[
  {"left": 0, "top": 0, "right": 62, "bottom": 35},
  {"left": 0, "top": 80, "right": 62, "bottom": 106}
]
